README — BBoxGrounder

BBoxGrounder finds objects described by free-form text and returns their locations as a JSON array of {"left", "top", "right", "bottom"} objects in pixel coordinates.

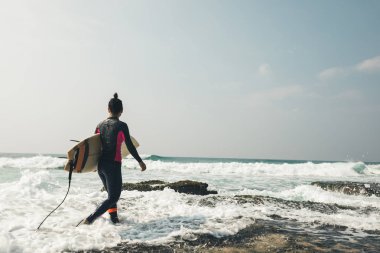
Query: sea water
[{"left": 0, "top": 154, "right": 379, "bottom": 253}]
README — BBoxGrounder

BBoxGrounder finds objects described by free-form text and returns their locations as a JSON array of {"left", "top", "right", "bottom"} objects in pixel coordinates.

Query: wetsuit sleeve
[{"left": 122, "top": 123, "right": 143, "bottom": 163}]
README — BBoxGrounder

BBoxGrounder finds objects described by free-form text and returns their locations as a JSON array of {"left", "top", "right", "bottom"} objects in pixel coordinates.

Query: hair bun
[{"left": 113, "top": 93, "right": 118, "bottom": 99}]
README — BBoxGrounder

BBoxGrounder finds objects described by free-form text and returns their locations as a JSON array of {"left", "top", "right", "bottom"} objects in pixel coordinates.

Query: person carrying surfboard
[{"left": 81, "top": 93, "right": 146, "bottom": 225}]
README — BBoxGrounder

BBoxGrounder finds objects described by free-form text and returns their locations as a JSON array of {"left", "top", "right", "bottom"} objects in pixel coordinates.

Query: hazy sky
[{"left": 0, "top": 0, "right": 379, "bottom": 161}]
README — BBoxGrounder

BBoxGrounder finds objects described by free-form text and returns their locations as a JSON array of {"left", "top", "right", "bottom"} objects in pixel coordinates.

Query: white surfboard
[{"left": 63, "top": 134, "right": 139, "bottom": 173}]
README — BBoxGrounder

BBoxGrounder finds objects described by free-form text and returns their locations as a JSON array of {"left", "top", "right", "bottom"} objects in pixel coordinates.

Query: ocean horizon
[{"left": 1, "top": 152, "right": 379, "bottom": 164}]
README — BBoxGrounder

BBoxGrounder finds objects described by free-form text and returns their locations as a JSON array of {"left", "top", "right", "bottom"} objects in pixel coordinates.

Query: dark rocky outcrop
[
  {"left": 195, "top": 194, "right": 378, "bottom": 215},
  {"left": 166, "top": 181, "right": 217, "bottom": 195},
  {"left": 312, "top": 181, "right": 380, "bottom": 197},
  {"left": 102, "top": 180, "right": 218, "bottom": 195}
]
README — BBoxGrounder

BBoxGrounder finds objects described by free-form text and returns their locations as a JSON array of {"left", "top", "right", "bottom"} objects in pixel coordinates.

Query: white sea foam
[
  {"left": 0, "top": 156, "right": 379, "bottom": 252},
  {"left": 218, "top": 185, "right": 380, "bottom": 231},
  {"left": 0, "top": 171, "right": 256, "bottom": 252},
  {"left": 236, "top": 185, "right": 380, "bottom": 209},
  {"left": 0, "top": 155, "right": 376, "bottom": 177},
  {"left": 365, "top": 164, "right": 380, "bottom": 175},
  {"left": 123, "top": 159, "right": 372, "bottom": 177},
  {"left": 0, "top": 156, "right": 65, "bottom": 169},
  {"left": 0, "top": 170, "right": 122, "bottom": 253}
]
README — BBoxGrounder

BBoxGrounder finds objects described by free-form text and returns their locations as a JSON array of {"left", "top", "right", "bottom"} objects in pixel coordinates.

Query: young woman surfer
[{"left": 82, "top": 93, "right": 146, "bottom": 225}]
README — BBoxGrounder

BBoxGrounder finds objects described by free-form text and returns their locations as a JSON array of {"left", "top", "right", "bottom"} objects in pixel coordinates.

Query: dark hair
[{"left": 108, "top": 93, "right": 123, "bottom": 114}]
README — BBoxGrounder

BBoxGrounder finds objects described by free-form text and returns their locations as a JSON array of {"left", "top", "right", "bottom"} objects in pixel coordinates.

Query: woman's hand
[{"left": 139, "top": 161, "right": 146, "bottom": 172}]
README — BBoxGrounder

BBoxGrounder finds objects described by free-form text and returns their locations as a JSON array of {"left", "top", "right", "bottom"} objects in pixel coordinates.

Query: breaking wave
[{"left": 0, "top": 155, "right": 65, "bottom": 169}]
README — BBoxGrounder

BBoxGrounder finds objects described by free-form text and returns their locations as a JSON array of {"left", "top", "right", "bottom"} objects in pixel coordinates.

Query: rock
[
  {"left": 311, "top": 181, "right": 380, "bottom": 197},
  {"left": 167, "top": 180, "right": 218, "bottom": 195},
  {"left": 102, "top": 180, "right": 218, "bottom": 195},
  {"left": 117, "top": 180, "right": 167, "bottom": 192},
  {"left": 197, "top": 195, "right": 361, "bottom": 215}
]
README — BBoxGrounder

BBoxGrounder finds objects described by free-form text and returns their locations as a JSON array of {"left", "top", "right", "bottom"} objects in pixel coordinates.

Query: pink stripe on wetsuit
[
  {"left": 96, "top": 127, "right": 126, "bottom": 162},
  {"left": 115, "top": 131, "right": 125, "bottom": 162}
]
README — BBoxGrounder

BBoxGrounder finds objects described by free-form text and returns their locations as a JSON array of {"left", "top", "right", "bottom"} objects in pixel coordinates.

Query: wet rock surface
[
  {"left": 72, "top": 218, "right": 380, "bottom": 253},
  {"left": 102, "top": 180, "right": 218, "bottom": 195},
  {"left": 195, "top": 194, "right": 378, "bottom": 215},
  {"left": 312, "top": 181, "right": 380, "bottom": 197}
]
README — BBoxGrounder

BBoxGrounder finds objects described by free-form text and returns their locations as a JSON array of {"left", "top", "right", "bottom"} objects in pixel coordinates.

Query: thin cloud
[
  {"left": 258, "top": 63, "right": 272, "bottom": 77},
  {"left": 318, "top": 67, "right": 347, "bottom": 81},
  {"left": 356, "top": 55, "right": 380, "bottom": 72},
  {"left": 318, "top": 55, "right": 380, "bottom": 81}
]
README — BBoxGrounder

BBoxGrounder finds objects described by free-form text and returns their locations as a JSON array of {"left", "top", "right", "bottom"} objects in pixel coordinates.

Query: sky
[{"left": 0, "top": 0, "right": 379, "bottom": 161}]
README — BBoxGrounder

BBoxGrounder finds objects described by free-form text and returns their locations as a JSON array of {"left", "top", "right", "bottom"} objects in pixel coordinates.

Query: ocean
[{"left": 0, "top": 153, "right": 379, "bottom": 252}]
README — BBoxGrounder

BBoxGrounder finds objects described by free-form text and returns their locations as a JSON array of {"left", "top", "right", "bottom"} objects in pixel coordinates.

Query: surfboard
[{"left": 63, "top": 134, "right": 139, "bottom": 173}]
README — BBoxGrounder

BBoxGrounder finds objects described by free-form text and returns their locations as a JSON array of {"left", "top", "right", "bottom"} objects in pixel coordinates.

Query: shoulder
[
  {"left": 120, "top": 120, "right": 128, "bottom": 128},
  {"left": 97, "top": 119, "right": 107, "bottom": 128},
  {"left": 118, "top": 121, "right": 129, "bottom": 131},
  {"left": 97, "top": 120, "right": 104, "bottom": 127}
]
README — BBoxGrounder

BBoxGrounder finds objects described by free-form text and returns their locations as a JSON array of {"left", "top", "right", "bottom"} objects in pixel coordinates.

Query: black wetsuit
[{"left": 87, "top": 117, "right": 142, "bottom": 223}]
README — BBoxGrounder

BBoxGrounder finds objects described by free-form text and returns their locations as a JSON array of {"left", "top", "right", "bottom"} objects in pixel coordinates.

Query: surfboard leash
[{"left": 36, "top": 149, "right": 78, "bottom": 230}]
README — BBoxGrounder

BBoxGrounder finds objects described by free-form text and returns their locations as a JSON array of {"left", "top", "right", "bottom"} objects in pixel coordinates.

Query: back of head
[{"left": 108, "top": 93, "right": 123, "bottom": 115}]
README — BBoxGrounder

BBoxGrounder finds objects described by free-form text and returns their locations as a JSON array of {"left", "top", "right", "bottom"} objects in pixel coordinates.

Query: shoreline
[
  {"left": 71, "top": 217, "right": 380, "bottom": 253},
  {"left": 68, "top": 180, "right": 380, "bottom": 253}
]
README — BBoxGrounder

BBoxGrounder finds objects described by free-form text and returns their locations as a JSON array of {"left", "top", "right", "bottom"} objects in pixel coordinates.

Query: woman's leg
[
  {"left": 98, "top": 163, "right": 118, "bottom": 214},
  {"left": 86, "top": 161, "right": 122, "bottom": 223}
]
